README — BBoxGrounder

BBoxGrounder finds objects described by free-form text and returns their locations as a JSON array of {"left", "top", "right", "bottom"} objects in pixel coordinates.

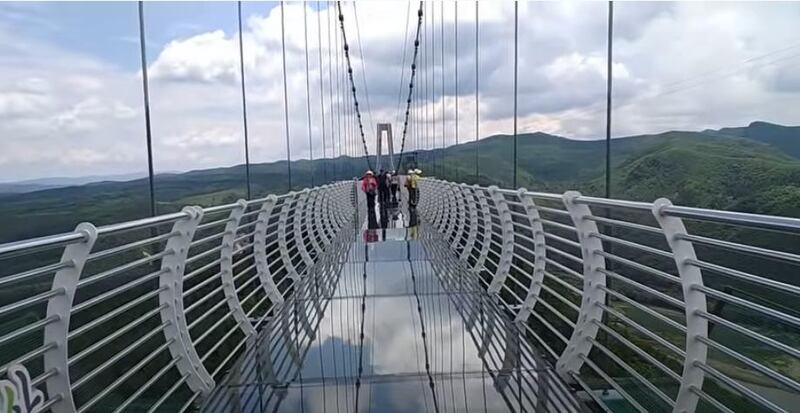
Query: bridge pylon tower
[{"left": 375, "top": 123, "right": 395, "bottom": 172}]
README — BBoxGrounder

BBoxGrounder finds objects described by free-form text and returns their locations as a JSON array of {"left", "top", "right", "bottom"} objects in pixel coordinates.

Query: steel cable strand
[
  {"left": 304, "top": 4, "right": 314, "bottom": 187},
  {"left": 333, "top": 10, "right": 343, "bottom": 178},
  {"left": 316, "top": 1, "right": 328, "bottom": 182},
  {"left": 326, "top": 5, "right": 336, "bottom": 179},
  {"left": 352, "top": 3, "right": 375, "bottom": 134},
  {"left": 393, "top": 2, "right": 414, "bottom": 131},
  {"left": 430, "top": 2, "right": 436, "bottom": 176},
  {"left": 512, "top": 1, "right": 518, "bottom": 188},
  {"left": 440, "top": 1, "right": 445, "bottom": 180},
  {"left": 237, "top": 1, "right": 252, "bottom": 198},
  {"left": 353, "top": 260, "right": 368, "bottom": 411},
  {"left": 423, "top": 7, "right": 430, "bottom": 172},
  {"left": 335, "top": 2, "right": 372, "bottom": 171},
  {"left": 410, "top": 254, "right": 441, "bottom": 413},
  {"left": 396, "top": 2, "right": 425, "bottom": 170},
  {"left": 280, "top": 1, "right": 292, "bottom": 190},
  {"left": 474, "top": 1, "right": 480, "bottom": 181}
]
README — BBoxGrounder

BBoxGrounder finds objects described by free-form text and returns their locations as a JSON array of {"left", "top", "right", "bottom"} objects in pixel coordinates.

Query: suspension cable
[
  {"left": 343, "top": 39, "right": 353, "bottom": 165},
  {"left": 352, "top": 3, "right": 375, "bottom": 136},
  {"left": 605, "top": 1, "right": 614, "bottom": 199},
  {"left": 454, "top": 1, "right": 459, "bottom": 181},
  {"left": 393, "top": 2, "right": 413, "bottom": 136},
  {"left": 336, "top": 1, "right": 373, "bottom": 171},
  {"left": 236, "top": 1, "right": 251, "bottom": 199},
  {"left": 431, "top": 2, "right": 437, "bottom": 176},
  {"left": 474, "top": 0, "right": 479, "bottom": 182},
  {"left": 326, "top": 5, "right": 336, "bottom": 178},
  {"left": 396, "top": 2, "right": 424, "bottom": 171},
  {"left": 304, "top": 4, "right": 314, "bottom": 187},
  {"left": 424, "top": 5, "right": 430, "bottom": 171},
  {"left": 513, "top": 1, "right": 518, "bottom": 188},
  {"left": 137, "top": 1, "right": 156, "bottom": 217},
  {"left": 334, "top": 6, "right": 342, "bottom": 177},
  {"left": 440, "top": 1, "right": 445, "bottom": 179},
  {"left": 280, "top": 1, "right": 292, "bottom": 191},
  {"left": 316, "top": 1, "right": 328, "bottom": 182},
  {"left": 354, "top": 262, "right": 367, "bottom": 411}
]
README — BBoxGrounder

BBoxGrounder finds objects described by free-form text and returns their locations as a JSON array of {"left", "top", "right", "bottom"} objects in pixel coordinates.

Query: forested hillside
[{"left": 2, "top": 121, "right": 799, "bottom": 243}]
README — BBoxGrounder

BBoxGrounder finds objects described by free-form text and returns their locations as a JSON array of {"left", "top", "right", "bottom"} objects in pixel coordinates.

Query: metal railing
[
  {"left": 3, "top": 176, "right": 800, "bottom": 412},
  {"left": 418, "top": 178, "right": 800, "bottom": 413},
  {"left": 0, "top": 182, "right": 355, "bottom": 413}
]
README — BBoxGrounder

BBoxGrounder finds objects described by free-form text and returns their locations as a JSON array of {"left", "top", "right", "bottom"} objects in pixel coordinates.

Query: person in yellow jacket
[{"left": 405, "top": 169, "right": 420, "bottom": 207}]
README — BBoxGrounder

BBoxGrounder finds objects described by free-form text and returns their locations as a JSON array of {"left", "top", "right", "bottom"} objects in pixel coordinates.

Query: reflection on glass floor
[{"left": 201, "top": 228, "right": 582, "bottom": 412}]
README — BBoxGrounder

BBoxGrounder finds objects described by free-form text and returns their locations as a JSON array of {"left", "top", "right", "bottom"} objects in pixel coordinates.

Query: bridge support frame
[
  {"left": 441, "top": 183, "right": 457, "bottom": 239},
  {"left": 460, "top": 185, "right": 480, "bottom": 262},
  {"left": 44, "top": 222, "right": 98, "bottom": 413},
  {"left": 450, "top": 183, "right": 468, "bottom": 250},
  {"left": 652, "top": 198, "right": 707, "bottom": 413},
  {"left": 487, "top": 186, "right": 514, "bottom": 295},
  {"left": 304, "top": 190, "right": 323, "bottom": 257},
  {"left": 316, "top": 187, "right": 333, "bottom": 246},
  {"left": 556, "top": 191, "right": 606, "bottom": 381},
  {"left": 220, "top": 200, "right": 257, "bottom": 338},
  {"left": 278, "top": 193, "right": 301, "bottom": 282},
  {"left": 158, "top": 206, "right": 215, "bottom": 395},
  {"left": 255, "top": 195, "right": 284, "bottom": 305},
  {"left": 293, "top": 190, "right": 315, "bottom": 270},
  {"left": 474, "top": 187, "right": 492, "bottom": 271},
  {"left": 513, "top": 189, "right": 546, "bottom": 324}
]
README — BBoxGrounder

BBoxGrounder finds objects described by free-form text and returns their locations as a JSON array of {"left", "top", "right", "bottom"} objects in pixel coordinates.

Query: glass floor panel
[
  {"left": 328, "top": 261, "right": 479, "bottom": 298},
  {"left": 201, "top": 234, "right": 581, "bottom": 412}
]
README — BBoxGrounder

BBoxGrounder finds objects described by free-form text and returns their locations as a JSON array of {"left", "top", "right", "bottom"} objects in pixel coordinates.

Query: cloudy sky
[{"left": 1, "top": 1, "right": 799, "bottom": 182}]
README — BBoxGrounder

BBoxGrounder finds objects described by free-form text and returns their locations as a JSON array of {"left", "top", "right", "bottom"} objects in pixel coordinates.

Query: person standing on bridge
[
  {"left": 390, "top": 170, "right": 400, "bottom": 206},
  {"left": 377, "top": 169, "right": 390, "bottom": 207},
  {"left": 361, "top": 170, "right": 378, "bottom": 212},
  {"left": 406, "top": 168, "right": 420, "bottom": 208}
]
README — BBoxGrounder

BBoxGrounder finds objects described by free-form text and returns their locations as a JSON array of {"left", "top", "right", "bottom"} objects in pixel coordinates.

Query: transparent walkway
[{"left": 200, "top": 207, "right": 582, "bottom": 412}]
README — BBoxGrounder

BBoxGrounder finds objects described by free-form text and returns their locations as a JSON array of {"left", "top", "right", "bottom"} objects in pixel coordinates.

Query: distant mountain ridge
[
  {"left": 0, "top": 172, "right": 151, "bottom": 194},
  {"left": 4, "top": 121, "right": 798, "bottom": 194},
  {"left": 1, "top": 121, "right": 799, "bottom": 243},
  {"left": 706, "top": 121, "right": 800, "bottom": 159}
]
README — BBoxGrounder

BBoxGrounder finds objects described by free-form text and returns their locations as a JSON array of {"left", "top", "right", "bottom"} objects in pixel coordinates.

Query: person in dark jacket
[
  {"left": 377, "top": 169, "right": 390, "bottom": 206},
  {"left": 389, "top": 171, "right": 399, "bottom": 205}
]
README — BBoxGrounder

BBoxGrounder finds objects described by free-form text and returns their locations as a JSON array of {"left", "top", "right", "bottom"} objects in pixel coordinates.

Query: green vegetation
[
  {"left": 3, "top": 120, "right": 799, "bottom": 244},
  {"left": 429, "top": 121, "right": 800, "bottom": 215}
]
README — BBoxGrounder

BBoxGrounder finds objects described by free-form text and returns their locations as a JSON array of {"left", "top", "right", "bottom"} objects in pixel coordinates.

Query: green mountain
[
  {"left": 2, "top": 121, "right": 800, "bottom": 244},
  {"left": 710, "top": 121, "right": 800, "bottom": 159},
  {"left": 430, "top": 124, "right": 800, "bottom": 216},
  {"left": 0, "top": 157, "right": 372, "bottom": 244}
]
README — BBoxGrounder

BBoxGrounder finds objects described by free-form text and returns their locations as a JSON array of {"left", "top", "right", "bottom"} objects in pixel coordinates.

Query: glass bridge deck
[{"left": 199, "top": 219, "right": 582, "bottom": 412}]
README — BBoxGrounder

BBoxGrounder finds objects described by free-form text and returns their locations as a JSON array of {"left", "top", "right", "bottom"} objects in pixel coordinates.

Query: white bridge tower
[{"left": 375, "top": 123, "right": 395, "bottom": 172}]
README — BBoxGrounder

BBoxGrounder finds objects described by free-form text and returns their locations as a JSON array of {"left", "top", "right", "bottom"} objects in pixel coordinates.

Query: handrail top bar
[
  {"left": 426, "top": 178, "right": 800, "bottom": 233},
  {"left": 662, "top": 205, "right": 800, "bottom": 233},
  {"left": 572, "top": 195, "right": 653, "bottom": 211},
  {"left": 0, "top": 182, "right": 346, "bottom": 258},
  {"left": 0, "top": 231, "right": 86, "bottom": 258},
  {"left": 496, "top": 187, "right": 563, "bottom": 201}
]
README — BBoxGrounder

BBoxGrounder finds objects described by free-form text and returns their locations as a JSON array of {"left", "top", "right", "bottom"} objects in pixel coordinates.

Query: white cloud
[
  {"left": 1, "top": 1, "right": 800, "bottom": 181},
  {"left": 149, "top": 30, "right": 240, "bottom": 84},
  {"left": 0, "top": 91, "right": 52, "bottom": 118}
]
